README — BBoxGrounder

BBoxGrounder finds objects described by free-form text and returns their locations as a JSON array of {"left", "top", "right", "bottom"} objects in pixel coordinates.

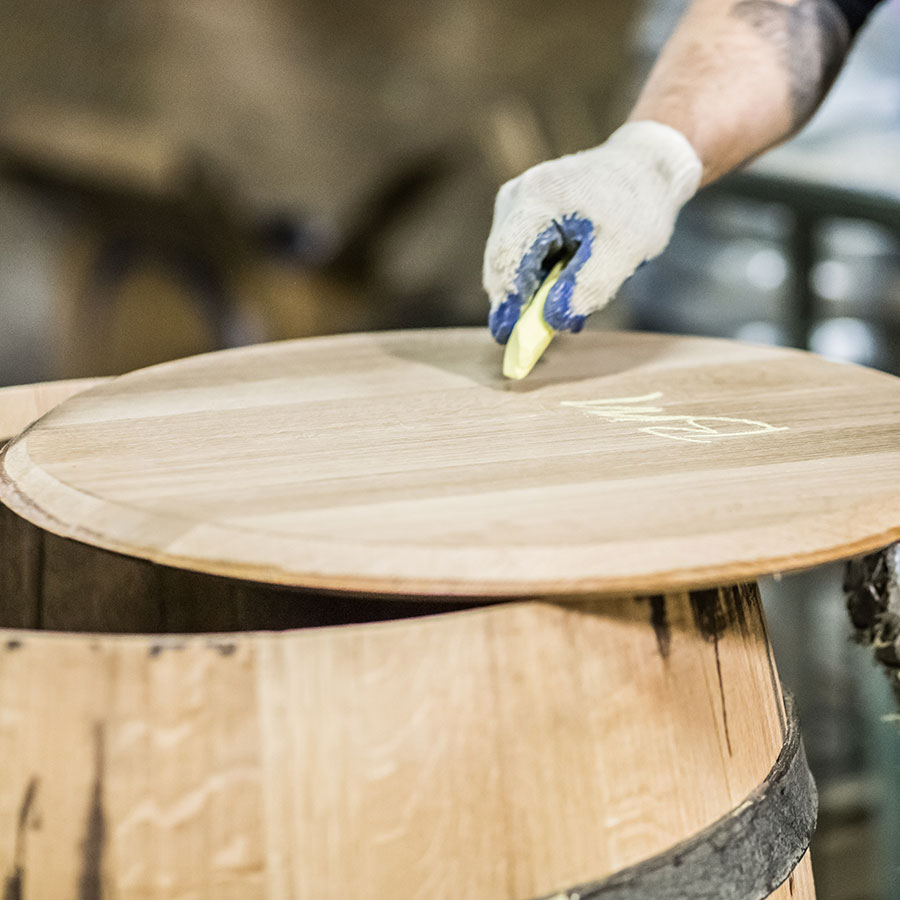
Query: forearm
[{"left": 628, "top": 0, "right": 852, "bottom": 185}]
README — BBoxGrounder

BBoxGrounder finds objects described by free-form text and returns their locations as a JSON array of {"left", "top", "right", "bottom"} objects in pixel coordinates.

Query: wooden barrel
[
  {"left": 6, "top": 328, "right": 900, "bottom": 898},
  {"left": 1, "top": 581, "right": 811, "bottom": 899}
]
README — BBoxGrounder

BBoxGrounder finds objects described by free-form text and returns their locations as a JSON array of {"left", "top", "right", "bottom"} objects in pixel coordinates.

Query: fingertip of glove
[
  {"left": 514, "top": 229, "right": 559, "bottom": 299},
  {"left": 489, "top": 296, "right": 521, "bottom": 344},
  {"left": 543, "top": 276, "right": 585, "bottom": 333},
  {"left": 559, "top": 213, "right": 594, "bottom": 249}
]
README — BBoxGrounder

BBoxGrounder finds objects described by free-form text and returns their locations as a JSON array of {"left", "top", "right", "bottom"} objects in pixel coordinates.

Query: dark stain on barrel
[
  {"left": 149, "top": 641, "right": 186, "bottom": 657},
  {"left": 730, "top": 584, "right": 750, "bottom": 635},
  {"left": 3, "top": 778, "right": 39, "bottom": 900},
  {"left": 78, "top": 723, "right": 107, "bottom": 900},
  {"left": 646, "top": 595, "right": 671, "bottom": 659},
  {"left": 2, "top": 865, "right": 23, "bottom": 900},
  {"left": 690, "top": 589, "right": 733, "bottom": 756},
  {"left": 789, "top": 872, "right": 795, "bottom": 894},
  {"left": 4, "top": 639, "right": 22, "bottom": 651},
  {"left": 15, "top": 779, "right": 37, "bottom": 836},
  {"left": 690, "top": 588, "right": 729, "bottom": 640},
  {"left": 756, "top": 592, "right": 788, "bottom": 740},
  {"left": 211, "top": 641, "right": 237, "bottom": 656}
]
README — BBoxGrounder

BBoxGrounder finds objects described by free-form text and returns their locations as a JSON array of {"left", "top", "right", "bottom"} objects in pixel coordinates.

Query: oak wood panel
[
  {"left": 0, "top": 378, "right": 105, "bottom": 444},
  {"left": 0, "top": 379, "right": 481, "bottom": 631},
  {"left": 787, "top": 853, "right": 816, "bottom": 899},
  {"left": 1, "top": 498, "right": 481, "bottom": 633},
  {"left": 2, "top": 330, "right": 900, "bottom": 595},
  {"left": 0, "top": 586, "right": 807, "bottom": 899},
  {"left": 0, "top": 380, "right": 105, "bottom": 628}
]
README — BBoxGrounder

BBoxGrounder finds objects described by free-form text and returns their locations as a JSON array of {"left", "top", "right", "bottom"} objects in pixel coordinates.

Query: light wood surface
[
  {"left": 0, "top": 379, "right": 815, "bottom": 896},
  {"left": 0, "top": 378, "right": 106, "bottom": 444},
  {"left": 0, "top": 379, "right": 478, "bottom": 632},
  {"left": 0, "top": 585, "right": 809, "bottom": 899},
  {"left": 3, "top": 330, "right": 900, "bottom": 595}
]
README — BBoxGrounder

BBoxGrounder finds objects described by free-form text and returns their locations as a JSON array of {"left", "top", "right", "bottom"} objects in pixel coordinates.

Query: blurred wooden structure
[{"left": 0, "top": 0, "right": 639, "bottom": 377}]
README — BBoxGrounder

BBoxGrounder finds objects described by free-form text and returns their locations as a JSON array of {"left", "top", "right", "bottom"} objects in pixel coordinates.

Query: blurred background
[{"left": 1, "top": 1, "right": 899, "bottom": 896}]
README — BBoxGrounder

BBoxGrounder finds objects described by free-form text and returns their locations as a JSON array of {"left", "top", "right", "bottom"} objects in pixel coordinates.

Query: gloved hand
[{"left": 483, "top": 121, "right": 703, "bottom": 343}]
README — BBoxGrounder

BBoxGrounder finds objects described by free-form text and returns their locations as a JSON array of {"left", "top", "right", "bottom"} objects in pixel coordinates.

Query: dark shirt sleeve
[{"left": 832, "top": 0, "right": 885, "bottom": 35}]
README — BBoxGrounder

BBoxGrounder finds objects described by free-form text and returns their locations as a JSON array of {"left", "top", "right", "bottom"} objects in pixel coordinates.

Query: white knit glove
[{"left": 483, "top": 121, "right": 703, "bottom": 342}]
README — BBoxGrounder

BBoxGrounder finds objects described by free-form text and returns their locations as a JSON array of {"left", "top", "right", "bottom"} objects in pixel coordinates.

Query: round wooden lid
[{"left": 3, "top": 329, "right": 900, "bottom": 596}]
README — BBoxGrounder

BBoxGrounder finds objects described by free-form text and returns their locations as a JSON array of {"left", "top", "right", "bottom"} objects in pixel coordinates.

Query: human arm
[
  {"left": 484, "top": 0, "right": 878, "bottom": 342},
  {"left": 629, "top": 0, "right": 854, "bottom": 186}
]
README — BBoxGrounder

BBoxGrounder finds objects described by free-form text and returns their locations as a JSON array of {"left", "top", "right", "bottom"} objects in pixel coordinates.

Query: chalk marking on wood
[{"left": 560, "top": 392, "right": 788, "bottom": 444}]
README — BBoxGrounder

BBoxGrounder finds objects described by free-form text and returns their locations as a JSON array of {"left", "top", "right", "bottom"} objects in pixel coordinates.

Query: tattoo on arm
[{"left": 731, "top": 0, "right": 850, "bottom": 127}]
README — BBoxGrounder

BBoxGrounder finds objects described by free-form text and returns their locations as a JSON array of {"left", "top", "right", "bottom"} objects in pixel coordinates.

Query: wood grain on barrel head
[
  {"left": 0, "top": 378, "right": 106, "bottom": 444},
  {"left": 2, "top": 329, "right": 900, "bottom": 595}
]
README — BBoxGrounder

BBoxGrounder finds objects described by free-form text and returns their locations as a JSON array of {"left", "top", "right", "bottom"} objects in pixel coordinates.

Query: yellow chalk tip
[{"left": 502, "top": 261, "right": 564, "bottom": 380}]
